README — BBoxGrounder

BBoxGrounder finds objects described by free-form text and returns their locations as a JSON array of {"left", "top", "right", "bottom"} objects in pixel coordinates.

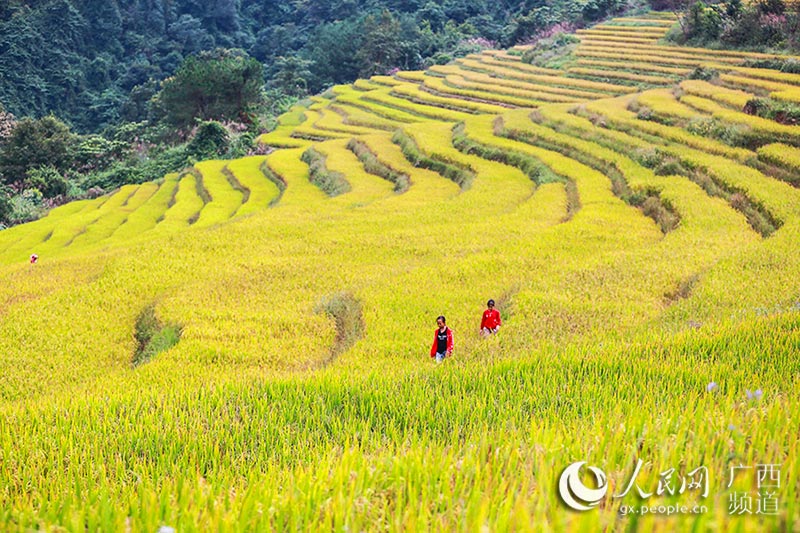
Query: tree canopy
[
  {"left": 0, "top": 0, "right": 641, "bottom": 132},
  {"left": 156, "top": 49, "right": 264, "bottom": 129}
]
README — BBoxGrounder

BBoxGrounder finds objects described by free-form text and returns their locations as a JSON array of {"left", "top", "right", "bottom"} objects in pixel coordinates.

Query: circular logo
[{"left": 558, "top": 461, "right": 608, "bottom": 511}]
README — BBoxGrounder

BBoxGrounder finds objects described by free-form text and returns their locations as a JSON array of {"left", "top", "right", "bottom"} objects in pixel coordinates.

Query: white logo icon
[{"left": 559, "top": 461, "right": 608, "bottom": 511}]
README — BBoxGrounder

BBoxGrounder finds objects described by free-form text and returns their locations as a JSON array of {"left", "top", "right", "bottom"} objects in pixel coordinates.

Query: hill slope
[{"left": 1, "top": 14, "right": 799, "bottom": 531}]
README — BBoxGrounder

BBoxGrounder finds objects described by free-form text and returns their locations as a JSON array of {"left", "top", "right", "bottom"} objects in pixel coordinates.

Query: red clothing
[
  {"left": 430, "top": 326, "right": 454, "bottom": 357},
  {"left": 480, "top": 309, "right": 502, "bottom": 331}
]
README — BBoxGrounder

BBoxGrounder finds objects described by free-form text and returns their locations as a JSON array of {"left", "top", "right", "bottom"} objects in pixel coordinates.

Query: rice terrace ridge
[{"left": 1, "top": 10, "right": 799, "bottom": 532}]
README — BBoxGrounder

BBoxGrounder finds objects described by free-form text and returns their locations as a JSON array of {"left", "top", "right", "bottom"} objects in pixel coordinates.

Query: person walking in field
[
  {"left": 430, "top": 315, "right": 453, "bottom": 363},
  {"left": 480, "top": 299, "right": 501, "bottom": 337}
]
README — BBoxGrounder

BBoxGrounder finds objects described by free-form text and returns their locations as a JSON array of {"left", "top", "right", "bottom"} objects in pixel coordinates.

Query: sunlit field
[{"left": 1, "top": 12, "right": 799, "bottom": 531}]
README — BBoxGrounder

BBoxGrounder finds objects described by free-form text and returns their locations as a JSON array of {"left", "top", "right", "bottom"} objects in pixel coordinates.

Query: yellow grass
[
  {"left": 2, "top": 14, "right": 800, "bottom": 532},
  {"left": 567, "top": 67, "right": 675, "bottom": 84}
]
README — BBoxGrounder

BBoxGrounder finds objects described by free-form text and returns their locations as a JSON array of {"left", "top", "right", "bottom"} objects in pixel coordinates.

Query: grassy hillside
[{"left": 1, "top": 13, "right": 799, "bottom": 531}]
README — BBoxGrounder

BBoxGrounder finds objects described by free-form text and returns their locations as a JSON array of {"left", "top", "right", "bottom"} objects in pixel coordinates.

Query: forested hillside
[{"left": 0, "top": 0, "right": 634, "bottom": 131}]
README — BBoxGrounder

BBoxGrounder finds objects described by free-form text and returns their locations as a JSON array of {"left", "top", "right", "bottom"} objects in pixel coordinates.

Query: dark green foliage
[
  {"left": 302, "top": 19, "right": 367, "bottom": 91},
  {"left": 356, "top": 10, "right": 409, "bottom": 77},
  {"left": 688, "top": 66, "right": 719, "bottom": 81},
  {"left": 227, "top": 132, "right": 256, "bottom": 159},
  {"left": 25, "top": 166, "right": 68, "bottom": 198},
  {"left": 667, "top": 0, "right": 800, "bottom": 51},
  {"left": 582, "top": 0, "right": 627, "bottom": 22},
  {"left": 522, "top": 32, "right": 580, "bottom": 68},
  {"left": 2, "top": 0, "right": 649, "bottom": 130},
  {"left": 156, "top": 49, "right": 264, "bottom": 129},
  {"left": 685, "top": 117, "right": 752, "bottom": 147},
  {"left": 80, "top": 145, "right": 189, "bottom": 190},
  {"left": 0, "top": 116, "right": 75, "bottom": 186},
  {"left": 743, "top": 98, "right": 800, "bottom": 126},
  {"left": 187, "top": 121, "right": 230, "bottom": 160},
  {"left": 269, "top": 56, "right": 314, "bottom": 97},
  {"left": 0, "top": 186, "right": 12, "bottom": 224},
  {"left": 743, "top": 58, "right": 800, "bottom": 73}
]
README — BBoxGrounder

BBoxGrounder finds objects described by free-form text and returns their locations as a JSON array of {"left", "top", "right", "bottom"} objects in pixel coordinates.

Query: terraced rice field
[{"left": 1, "top": 12, "right": 799, "bottom": 532}]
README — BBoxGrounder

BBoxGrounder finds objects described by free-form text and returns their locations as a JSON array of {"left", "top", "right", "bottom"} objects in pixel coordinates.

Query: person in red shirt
[
  {"left": 480, "top": 299, "right": 501, "bottom": 337},
  {"left": 430, "top": 315, "right": 453, "bottom": 363}
]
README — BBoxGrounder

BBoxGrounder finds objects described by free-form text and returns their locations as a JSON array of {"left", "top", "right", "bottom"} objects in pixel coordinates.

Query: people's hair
[
  {"left": 436, "top": 315, "right": 446, "bottom": 324},
  {"left": 487, "top": 299, "right": 495, "bottom": 307}
]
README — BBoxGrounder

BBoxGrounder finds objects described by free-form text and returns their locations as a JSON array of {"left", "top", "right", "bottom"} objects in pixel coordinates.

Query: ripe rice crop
[
  {"left": 608, "top": 17, "right": 676, "bottom": 26},
  {"left": 576, "top": 49, "right": 706, "bottom": 67},
  {"left": 578, "top": 35, "right": 662, "bottom": 44},
  {"left": 394, "top": 70, "right": 427, "bottom": 82},
  {"left": 577, "top": 46, "right": 741, "bottom": 65},
  {"left": 456, "top": 56, "right": 561, "bottom": 75},
  {"left": 587, "top": 25, "right": 671, "bottom": 34},
  {"left": 758, "top": 142, "right": 800, "bottom": 172},
  {"left": 109, "top": 173, "right": 181, "bottom": 241},
  {"left": 225, "top": 157, "right": 281, "bottom": 215},
  {"left": 457, "top": 58, "right": 636, "bottom": 94},
  {"left": 353, "top": 79, "right": 387, "bottom": 91},
  {"left": 771, "top": 88, "right": 800, "bottom": 104},
  {"left": 443, "top": 69, "right": 604, "bottom": 99},
  {"left": 576, "top": 96, "right": 753, "bottom": 162},
  {"left": 328, "top": 104, "right": 403, "bottom": 131},
  {"left": 313, "top": 107, "right": 380, "bottom": 135},
  {"left": 151, "top": 172, "right": 206, "bottom": 232},
  {"left": 719, "top": 73, "right": 797, "bottom": 93},
  {"left": 576, "top": 59, "right": 692, "bottom": 75},
  {"left": 576, "top": 31, "right": 665, "bottom": 41},
  {"left": 637, "top": 89, "right": 701, "bottom": 121},
  {"left": 332, "top": 90, "right": 426, "bottom": 123},
  {"left": 359, "top": 89, "right": 474, "bottom": 122},
  {"left": 369, "top": 75, "right": 405, "bottom": 87},
  {"left": 2, "top": 13, "right": 800, "bottom": 532},
  {"left": 426, "top": 75, "right": 578, "bottom": 105},
  {"left": 68, "top": 183, "right": 158, "bottom": 250},
  {"left": 391, "top": 82, "right": 510, "bottom": 114},
  {"left": 680, "top": 80, "right": 753, "bottom": 109},
  {"left": 567, "top": 67, "right": 675, "bottom": 85},
  {"left": 578, "top": 41, "right": 787, "bottom": 61},
  {"left": 725, "top": 66, "right": 800, "bottom": 85},
  {"left": 681, "top": 95, "right": 800, "bottom": 145}
]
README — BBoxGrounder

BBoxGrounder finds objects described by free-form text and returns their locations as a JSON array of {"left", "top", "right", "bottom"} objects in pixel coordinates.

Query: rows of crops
[{"left": 1, "top": 12, "right": 799, "bottom": 531}]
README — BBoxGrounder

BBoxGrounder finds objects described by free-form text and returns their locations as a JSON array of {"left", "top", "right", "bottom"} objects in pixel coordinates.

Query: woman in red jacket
[
  {"left": 480, "top": 299, "right": 501, "bottom": 337},
  {"left": 430, "top": 315, "right": 453, "bottom": 363}
]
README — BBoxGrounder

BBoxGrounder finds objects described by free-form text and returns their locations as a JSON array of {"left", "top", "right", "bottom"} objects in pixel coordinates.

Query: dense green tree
[
  {"left": 303, "top": 20, "right": 363, "bottom": 91},
  {"left": 2, "top": 0, "right": 662, "bottom": 131},
  {"left": 156, "top": 49, "right": 264, "bottom": 129},
  {"left": 269, "top": 56, "right": 314, "bottom": 97},
  {"left": 186, "top": 120, "right": 230, "bottom": 160},
  {"left": 356, "top": 10, "right": 407, "bottom": 77},
  {"left": 25, "top": 166, "right": 69, "bottom": 198},
  {"left": 0, "top": 186, "right": 12, "bottom": 224},
  {"left": 0, "top": 116, "right": 75, "bottom": 186}
]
